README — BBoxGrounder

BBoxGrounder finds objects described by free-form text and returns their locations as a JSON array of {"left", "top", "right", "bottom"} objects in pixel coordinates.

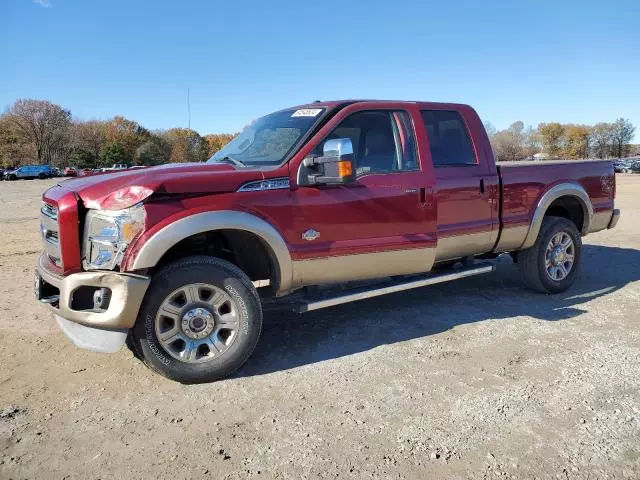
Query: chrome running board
[{"left": 293, "top": 263, "right": 495, "bottom": 313}]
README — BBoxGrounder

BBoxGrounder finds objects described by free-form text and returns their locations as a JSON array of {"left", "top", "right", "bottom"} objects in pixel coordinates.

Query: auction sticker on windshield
[{"left": 291, "top": 109, "right": 322, "bottom": 117}]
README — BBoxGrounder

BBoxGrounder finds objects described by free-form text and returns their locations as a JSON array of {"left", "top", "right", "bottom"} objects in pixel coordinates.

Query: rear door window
[{"left": 420, "top": 110, "right": 476, "bottom": 166}]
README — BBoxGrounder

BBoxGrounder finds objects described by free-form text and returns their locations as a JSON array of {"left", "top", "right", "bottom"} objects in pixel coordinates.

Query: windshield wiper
[{"left": 216, "top": 156, "right": 246, "bottom": 168}]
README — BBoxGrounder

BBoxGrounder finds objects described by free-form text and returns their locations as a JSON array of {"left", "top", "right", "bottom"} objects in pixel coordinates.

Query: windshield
[{"left": 208, "top": 107, "right": 326, "bottom": 166}]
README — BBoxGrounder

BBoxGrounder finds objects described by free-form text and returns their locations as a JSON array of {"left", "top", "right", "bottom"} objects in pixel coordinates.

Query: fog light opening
[
  {"left": 70, "top": 286, "right": 112, "bottom": 312},
  {"left": 93, "top": 288, "right": 111, "bottom": 311}
]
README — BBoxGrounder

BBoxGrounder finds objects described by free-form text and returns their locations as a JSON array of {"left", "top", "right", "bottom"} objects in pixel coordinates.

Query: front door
[{"left": 287, "top": 103, "right": 437, "bottom": 288}]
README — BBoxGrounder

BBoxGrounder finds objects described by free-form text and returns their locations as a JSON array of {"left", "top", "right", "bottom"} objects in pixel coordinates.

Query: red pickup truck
[{"left": 35, "top": 100, "right": 620, "bottom": 383}]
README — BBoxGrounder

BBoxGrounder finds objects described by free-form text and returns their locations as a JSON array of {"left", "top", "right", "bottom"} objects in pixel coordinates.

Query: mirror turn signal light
[{"left": 337, "top": 160, "right": 353, "bottom": 178}]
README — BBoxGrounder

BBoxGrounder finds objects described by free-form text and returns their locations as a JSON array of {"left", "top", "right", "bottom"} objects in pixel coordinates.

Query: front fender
[{"left": 128, "top": 210, "right": 294, "bottom": 296}]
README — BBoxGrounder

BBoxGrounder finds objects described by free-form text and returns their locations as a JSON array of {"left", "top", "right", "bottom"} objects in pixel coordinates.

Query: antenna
[{"left": 187, "top": 88, "right": 191, "bottom": 129}]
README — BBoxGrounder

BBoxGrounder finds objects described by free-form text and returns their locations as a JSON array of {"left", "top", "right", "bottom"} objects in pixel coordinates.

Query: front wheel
[
  {"left": 131, "top": 256, "right": 262, "bottom": 383},
  {"left": 517, "top": 216, "right": 582, "bottom": 293}
]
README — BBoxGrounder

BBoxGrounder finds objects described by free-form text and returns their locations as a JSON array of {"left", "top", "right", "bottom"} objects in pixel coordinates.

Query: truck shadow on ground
[{"left": 238, "top": 244, "right": 640, "bottom": 378}]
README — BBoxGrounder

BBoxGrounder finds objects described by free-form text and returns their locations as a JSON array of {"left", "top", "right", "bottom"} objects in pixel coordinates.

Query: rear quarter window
[{"left": 420, "top": 110, "right": 476, "bottom": 166}]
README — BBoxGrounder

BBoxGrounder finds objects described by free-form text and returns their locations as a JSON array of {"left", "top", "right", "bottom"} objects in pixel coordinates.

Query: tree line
[
  {"left": 485, "top": 118, "right": 637, "bottom": 162},
  {"left": 0, "top": 99, "right": 235, "bottom": 168},
  {"left": 0, "top": 98, "right": 637, "bottom": 168}
]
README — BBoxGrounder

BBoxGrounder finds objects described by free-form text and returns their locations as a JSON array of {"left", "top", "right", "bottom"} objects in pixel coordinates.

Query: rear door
[
  {"left": 419, "top": 107, "right": 499, "bottom": 261},
  {"left": 286, "top": 102, "right": 438, "bottom": 287}
]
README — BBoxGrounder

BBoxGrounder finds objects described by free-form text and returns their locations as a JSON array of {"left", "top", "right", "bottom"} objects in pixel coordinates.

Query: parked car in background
[
  {"left": 614, "top": 159, "right": 632, "bottom": 173},
  {"left": 63, "top": 167, "right": 77, "bottom": 177},
  {"left": 614, "top": 158, "right": 640, "bottom": 173},
  {"left": 79, "top": 168, "right": 95, "bottom": 176},
  {"left": 102, "top": 164, "right": 129, "bottom": 172},
  {"left": 4, "top": 165, "right": 54, "bottom": 180}
]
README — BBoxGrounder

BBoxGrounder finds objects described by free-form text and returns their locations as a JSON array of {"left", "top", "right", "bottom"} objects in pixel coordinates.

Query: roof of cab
[
  {"left": 287, "top": 99, "right": 473, "bottom": 111},
  {"left": 290, "top": 99, "right": 414, "bottom": 109}
]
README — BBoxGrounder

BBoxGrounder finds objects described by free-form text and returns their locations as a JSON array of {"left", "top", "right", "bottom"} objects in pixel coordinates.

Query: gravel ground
[{"left": 0, "top": 175, "right": 639, "bottom": 480}]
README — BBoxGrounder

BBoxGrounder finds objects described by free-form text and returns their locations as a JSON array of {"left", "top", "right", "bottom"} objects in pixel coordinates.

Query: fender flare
[
  {"left": 130, "top": 210, "right": 293, "bottom": 296},
  {"left": 521, "top": 183, "right": 593, "bottom": 250}
]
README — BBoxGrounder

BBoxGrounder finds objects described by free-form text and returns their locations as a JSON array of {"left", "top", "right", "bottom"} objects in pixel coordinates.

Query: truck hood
[{"left": 59, "top": 163, "right": 268, "bottom": 210}]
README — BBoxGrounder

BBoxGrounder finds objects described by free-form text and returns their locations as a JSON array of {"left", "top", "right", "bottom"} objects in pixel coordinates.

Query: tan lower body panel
[
  {"left": 435, "top": 231, "right": 496, "bottom": 262},
  {"left": 493, "top": 225, "right": 529, "bottom": 252},
  {"left": 292, "top": 247, "right": 436, "bottom": 288},
  {"left": 588, "top": 209, "right": 614, "bottom": 234}
]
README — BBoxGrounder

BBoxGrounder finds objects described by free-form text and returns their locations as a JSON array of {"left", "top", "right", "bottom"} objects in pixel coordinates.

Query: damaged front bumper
[{"left": 35, "top": 254, "right": 150, "bottom": 352}]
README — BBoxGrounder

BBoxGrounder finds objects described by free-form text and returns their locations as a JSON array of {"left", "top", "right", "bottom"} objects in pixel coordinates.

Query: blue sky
[{"left": 1, "top": 0, "right": 638, "bottom": 137}]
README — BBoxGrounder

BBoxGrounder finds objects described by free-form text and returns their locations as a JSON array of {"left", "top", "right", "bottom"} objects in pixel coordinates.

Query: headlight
[{"left": 83, "top": 203, "right": 146, "bottom": 270}]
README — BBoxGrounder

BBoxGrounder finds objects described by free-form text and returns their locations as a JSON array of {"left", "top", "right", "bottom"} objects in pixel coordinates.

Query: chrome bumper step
[{"left": 40, "top": 295, "right": 60, "bottom": 306}]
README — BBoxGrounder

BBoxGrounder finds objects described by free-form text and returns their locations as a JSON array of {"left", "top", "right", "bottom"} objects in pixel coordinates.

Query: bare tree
[
  {"left": 0, "top": 116, "right": 36, "bottom": 166},
  {"left": 74, "top": 120, "right": 107, "bottom": 161},
  {"left": 523, "top": 126, "right": 541, "bottom": 160},
  {"left": 611, "top": 118, "right": 635, "bottom": 158},
  {"left": 483, "top": 121, "right": 497, "bottom": 139},
  {"left": 6, "top": 99, "right": 71, "bottom": 164},
  {"left": 492, "top": 121, "right": 525, "bottom": 161},
  {"left": 591, "top": 123, "right": 614, "bottom": 159}
]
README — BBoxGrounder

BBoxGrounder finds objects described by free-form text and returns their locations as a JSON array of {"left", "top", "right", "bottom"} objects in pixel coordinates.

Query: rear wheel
[
  {"left": 131, "top": 256, "right": 262, "bottom": 383},
  {"left": 517, "top": 216, "right": 582, "bottom": 293}
]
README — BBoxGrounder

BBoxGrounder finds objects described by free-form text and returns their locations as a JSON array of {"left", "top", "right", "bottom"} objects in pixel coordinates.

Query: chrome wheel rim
[
  {"left": 155, "top": 283, "right": 239, "bottom": 363},
  {"left": 544, "top": 232, "right": 575, "bottom": 281}
]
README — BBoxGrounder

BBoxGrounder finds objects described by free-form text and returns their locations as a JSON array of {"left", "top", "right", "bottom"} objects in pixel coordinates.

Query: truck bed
[{"left": 494, "top": 159, "right": 615, "bottom": 253}]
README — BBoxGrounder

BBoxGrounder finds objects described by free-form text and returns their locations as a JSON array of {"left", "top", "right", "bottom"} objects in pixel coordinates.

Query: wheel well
[
  {"left": 154, "top": 229, "right": 279, "bottom": 294},
  {"left": 545, "top": 196, "right": 585, "bottom": 232}
]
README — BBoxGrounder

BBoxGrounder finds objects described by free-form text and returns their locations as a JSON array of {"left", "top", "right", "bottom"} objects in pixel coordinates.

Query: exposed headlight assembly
[{"left": 83, "top": 203, "right": 146, "bottom": 270}]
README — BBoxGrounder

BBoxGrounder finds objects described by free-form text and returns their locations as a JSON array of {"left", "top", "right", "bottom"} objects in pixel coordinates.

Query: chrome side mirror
[{"left": 298, "top": 138, "right": 355, "bottom": 186}]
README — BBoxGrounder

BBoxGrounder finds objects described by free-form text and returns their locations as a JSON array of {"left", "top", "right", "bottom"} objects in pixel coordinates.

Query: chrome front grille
[
  {"left": 41, "top": 202, "right": 58, "bottom": 220},
  {"left": 41, "top": 202, "right": 62, "bottom": 267}
]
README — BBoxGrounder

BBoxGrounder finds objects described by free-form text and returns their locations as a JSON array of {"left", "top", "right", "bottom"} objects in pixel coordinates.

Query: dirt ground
[{"left": 0, "top": 175, "right": 639, "bottom": 480}]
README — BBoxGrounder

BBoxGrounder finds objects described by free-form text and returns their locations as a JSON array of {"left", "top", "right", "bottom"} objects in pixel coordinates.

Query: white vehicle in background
[{"left": 101, "top": 164, "right": 129, "bottom": 172}]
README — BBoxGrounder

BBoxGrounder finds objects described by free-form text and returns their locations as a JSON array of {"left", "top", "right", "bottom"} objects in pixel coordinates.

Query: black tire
[
  {"left": 8, "top": 174, "right": 16, "bottom": 181},
  {"left": 38, "top": 173, "right": 46, "bottom": 179},
  {"left": 517, "top": 216, "right": 582, "bottom": 293},
  {"left": 131, "top": 255, "right": 262, "bottom": 383}
]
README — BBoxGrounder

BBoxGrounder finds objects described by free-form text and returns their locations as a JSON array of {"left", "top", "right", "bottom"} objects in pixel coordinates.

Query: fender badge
[
  {"left": 302, "top": 228, "right": 320, "bottom": 241},
  {"left": 600, "top": 175, "right": 613, "bottom": 194}
]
